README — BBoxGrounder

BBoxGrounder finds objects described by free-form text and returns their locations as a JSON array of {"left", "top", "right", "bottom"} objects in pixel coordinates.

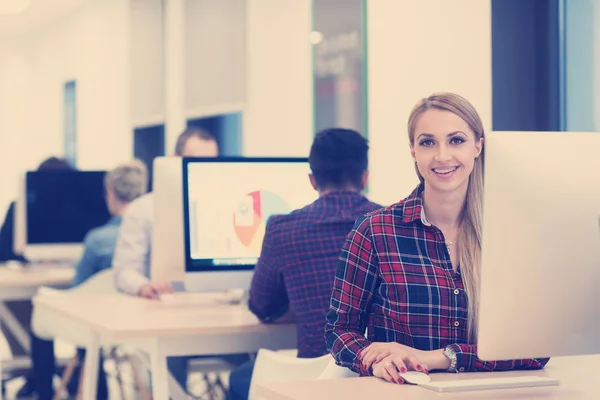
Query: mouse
[{"left": 399, "top": 370, "right": 432, "bottom": 385}]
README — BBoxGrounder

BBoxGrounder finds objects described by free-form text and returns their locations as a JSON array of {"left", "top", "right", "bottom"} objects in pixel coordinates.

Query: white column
[
  {"left": 593, "top": 0, "right": 600, "bottom": 132},
  {"left": 243, "top": 0, "right": 313, "bottom": 157},
  {"left": 164, "top": 0, "right": 187, "bottom": 154}
]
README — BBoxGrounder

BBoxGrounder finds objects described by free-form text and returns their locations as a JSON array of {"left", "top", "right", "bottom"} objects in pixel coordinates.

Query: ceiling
[{"left": 0, "top": 0, "right": 92, "bottom": 38}]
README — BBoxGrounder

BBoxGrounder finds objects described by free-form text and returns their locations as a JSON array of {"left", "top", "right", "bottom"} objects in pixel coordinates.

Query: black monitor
[{"left": 16, "top": 170, "right": 110, "bottom": 260}]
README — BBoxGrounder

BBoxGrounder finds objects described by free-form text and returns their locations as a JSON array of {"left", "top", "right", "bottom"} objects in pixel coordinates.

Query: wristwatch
[{"left": 443, "top": 345, "right": 458, "bottom": 372}]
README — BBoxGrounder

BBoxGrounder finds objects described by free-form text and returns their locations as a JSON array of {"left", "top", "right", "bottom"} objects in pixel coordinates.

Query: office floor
[
  {"left": 1, "top": 338, "right": 230, "bottom": 399},
  {"left": 4, "top": 369, "right": 229, "bottom": 400}
]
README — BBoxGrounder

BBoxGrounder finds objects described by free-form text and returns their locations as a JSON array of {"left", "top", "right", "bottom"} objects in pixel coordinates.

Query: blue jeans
[
  {"left": 228, "top": 360, "right": 255, "bottom": 400},
  {"left": 167, "top": 356, "right": 190, "bottom": 390}
]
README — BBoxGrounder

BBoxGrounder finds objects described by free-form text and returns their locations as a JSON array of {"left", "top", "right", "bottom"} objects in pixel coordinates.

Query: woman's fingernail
[
  {"left": 416, "top": 365, "right": 422, "bottom": 371},
  {"left": 400, "top": 367, "right": 407, "bottom": 373}
]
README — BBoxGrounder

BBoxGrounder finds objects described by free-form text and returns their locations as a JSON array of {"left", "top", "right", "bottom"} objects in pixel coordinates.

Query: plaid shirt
[
  {"left": 325, "top": 185, "right": 549, "bottom": 375},
  {"left": 249, "top": 191, "right": 382, "bottom": 358}
]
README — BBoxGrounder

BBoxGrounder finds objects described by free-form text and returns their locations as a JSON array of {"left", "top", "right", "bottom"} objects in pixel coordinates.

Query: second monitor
[
  {"left": 477, "top": 131, "right": 600, "bottom": 361},
  {"left": 182, "top": 157, "right": 316, "bottom": 291}
]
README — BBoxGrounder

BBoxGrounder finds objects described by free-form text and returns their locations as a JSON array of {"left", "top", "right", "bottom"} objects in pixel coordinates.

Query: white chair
[
  {"left": 32, "top": 268, "right": 117, "bottom": 343},
  {"left": 248, "top": 349, "right": 357, "bottom": 400}
]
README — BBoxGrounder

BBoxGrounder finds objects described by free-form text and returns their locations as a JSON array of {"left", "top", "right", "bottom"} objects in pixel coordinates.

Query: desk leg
[
  {"left": 0, "top": 359, "right": 4, "bottom": 400},
  {"left": 81, "top": 335, "right": 100, "bottom": 399},
  {"left": 0, "top": 302, "right": 31, "bottom": 353},
  {"left": 150, "top": 340, "right": 170, "bottom": 400}
]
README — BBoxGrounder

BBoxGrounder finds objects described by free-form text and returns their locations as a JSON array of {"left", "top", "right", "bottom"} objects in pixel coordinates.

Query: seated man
[
  {"left": 113, "top": 127, "right": 246, "bottom": 392},
  {"left": 113, "top": 127, "right": 219, "bottom": 298},
  {"left": 229, "top": 128, "right": 382, "bottom": 400},
  {"left": 31, "top": 160, "right": 148, "bottom": 400}
]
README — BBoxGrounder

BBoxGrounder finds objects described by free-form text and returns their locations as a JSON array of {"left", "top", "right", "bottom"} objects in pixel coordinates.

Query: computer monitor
[
  {"left": 477, "top": 131, "right": 600, "bottom": 361},
  {"left": 182, "top": 157, "right": 316, "bottom": 292},
  {"left": 150, "top": 157, "right": 186, "bottom": 282},
  {"left": 14, "top": 170, "right": 110, "bottom": 261}
]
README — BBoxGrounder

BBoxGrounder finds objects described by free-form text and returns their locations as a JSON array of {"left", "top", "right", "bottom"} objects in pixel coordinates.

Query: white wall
[
  {"left": 130, "top": 0, "right": 163, "bottom": 127},
  {"left": 595, "top": 1, "right": 600, "bottom": 132},
  {"left": 0, "top": 39, "right": 40, "bottom": 216},
  {"left": 0, "top": 0, "right": 130, "bottom": 217},
  {"left": 34, "top": 0, "right": 130, "bottom": 170},
  {"left": 366, "top": 0, "right": 492, "bottom": 206},
  {"left": 243, "top": 0, "right": 313, "bottom": 156},
  {"left": 185, "top": 0, "right": 246, "bottom": 118}
]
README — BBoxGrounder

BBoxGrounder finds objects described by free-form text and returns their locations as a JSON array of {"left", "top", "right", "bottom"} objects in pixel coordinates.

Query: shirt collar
[
  {"left": 400, "top": 184, "right": 430, "bottom": 226},
  {"left": 319, "top": 190, "right": 365, "bottom": 199}
]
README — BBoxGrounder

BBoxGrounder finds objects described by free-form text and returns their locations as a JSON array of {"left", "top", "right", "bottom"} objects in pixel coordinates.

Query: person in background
[
  {"left": 113, "top": 127, "right": 219, "bottom": 298},
  {"left": 228, "top": 128, "right": 382, "bottom": 400},
  {"left": 325, "top": 93, "right": 549, "bottom": 383},
  {"left": 30, "top": 160, "right": 148, "bottom": 400},
  {"left": 113, "top": 127, "right": 237, "bottom": 393},
  {"left": 0, "top": 157, "right": 74, "bottom": 398}
]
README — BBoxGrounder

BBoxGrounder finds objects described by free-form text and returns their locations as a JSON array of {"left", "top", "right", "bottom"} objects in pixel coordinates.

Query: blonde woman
[
  {"left": 325, "top": 93, "right": 549, "bottom": 384},
  {"left": 72, "top": 159, "right": 148, "bottom": 286}
]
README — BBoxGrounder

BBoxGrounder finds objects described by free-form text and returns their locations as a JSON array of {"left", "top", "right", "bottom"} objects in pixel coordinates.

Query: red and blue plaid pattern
[
  {"left": 326, "top": 185, "right": 549, "bottom": 375},
  {"left": 248, "top": 191, "right": 382, "bottom": 358}
]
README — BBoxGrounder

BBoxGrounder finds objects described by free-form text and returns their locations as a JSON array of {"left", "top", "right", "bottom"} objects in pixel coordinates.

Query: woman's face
[{"left": 411, "top": 109, "right": 483, "bottom": 195}]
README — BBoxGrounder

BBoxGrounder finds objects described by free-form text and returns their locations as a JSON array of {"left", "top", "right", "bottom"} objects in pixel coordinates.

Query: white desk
[
  {"left": 0, "top": 264, "right": 74, "bottom": 400},
  {"left": 33, "top": 293, "right": 297, "bottom": 399},
  {"left": 0, "top": 263, "right": 74, "bottom": 301},
  {"left": 257, "top": 355, "right": 600, "bottom": 399},
  {"left": 0, "top": 264, "right": 74, "bottom": 352}
]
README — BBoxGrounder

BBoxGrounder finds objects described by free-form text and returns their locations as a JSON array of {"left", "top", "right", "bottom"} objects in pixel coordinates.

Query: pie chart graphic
[{"left": 233, "top": 190, "right": 289, "bottom": 251}]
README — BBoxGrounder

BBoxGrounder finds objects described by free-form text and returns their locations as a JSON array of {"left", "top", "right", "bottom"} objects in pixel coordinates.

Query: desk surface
[
  {"left": 0, "top": 264, "right": 74, "bottom": 288},
  {"left": 34, "top": 293, "right": 295, "bottom": 339},
  {"left": 257, "top": 355, "right": 600, "bottom": 400}
]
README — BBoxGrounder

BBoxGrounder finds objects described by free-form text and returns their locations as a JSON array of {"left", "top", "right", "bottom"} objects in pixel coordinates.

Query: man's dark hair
[
  {"left": 37, "top": 157, "right": 75, "bottom": 171},
  {"left": 308, "top": 128, "right": 369, "bottom": 190},
  {"left": 174, "top": 127, "right": 217, "bottom": 156}
]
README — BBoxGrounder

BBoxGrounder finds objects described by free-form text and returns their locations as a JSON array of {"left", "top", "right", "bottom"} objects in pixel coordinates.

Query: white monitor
[
  {"left": 14, "top": 170, "right": 111, "bottom": 262},
  {"left": 150, "top": 157, "right": 186, "bottom": 282},
  {"left": 182, "top": 157, "right": 316, "bottom": 292},
  {"left": 477, "top": 131, "right": 600, "bottom": 361}
]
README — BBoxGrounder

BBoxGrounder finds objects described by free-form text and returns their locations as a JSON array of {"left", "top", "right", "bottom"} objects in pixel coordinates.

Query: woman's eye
[
  {"left": 419, "top": 139, "right": 434, "bottom": 147},
  {"left": 450, "top": 137, "right": 465, "bottom": 145}
]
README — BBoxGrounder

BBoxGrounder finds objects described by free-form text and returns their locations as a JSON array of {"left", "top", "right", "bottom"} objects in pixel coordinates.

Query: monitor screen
[
  {"left": 26, "top": 171, "right": 111, "bottom": 244},
  {"left": 183, "top": 157, "right": 316, "bottom": 272}
]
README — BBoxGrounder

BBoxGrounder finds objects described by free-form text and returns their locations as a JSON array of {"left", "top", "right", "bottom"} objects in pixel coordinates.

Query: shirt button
[
  {"left": 454, "top": 321, "right": 460, "bottom": 327},
  {"left": 454, "top": 289, "right": 460, "bottom": 295},
  {"left": 459, "top": 367, "right": 465, "bottom": 372}
]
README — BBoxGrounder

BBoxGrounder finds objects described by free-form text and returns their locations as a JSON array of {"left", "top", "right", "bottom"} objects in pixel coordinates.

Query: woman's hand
[
  {"left": 372, "top": 356, "right": 406, "bottom": 384},
  {"left": 360, "top": 342, "right": 429, "bottom": 374}
]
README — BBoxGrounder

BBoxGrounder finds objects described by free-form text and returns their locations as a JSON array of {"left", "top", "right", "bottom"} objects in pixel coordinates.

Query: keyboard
[
  {"left": 159, "top": 291, "right": 245, "bottom": 306},
  {"left": 420, "top": 376, "right": 559, "bottom": 393}
]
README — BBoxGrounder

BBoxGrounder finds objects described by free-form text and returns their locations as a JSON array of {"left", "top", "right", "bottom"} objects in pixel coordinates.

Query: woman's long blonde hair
[{"left": 407, "top": 93, "right": 485, "bottom": 342}]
